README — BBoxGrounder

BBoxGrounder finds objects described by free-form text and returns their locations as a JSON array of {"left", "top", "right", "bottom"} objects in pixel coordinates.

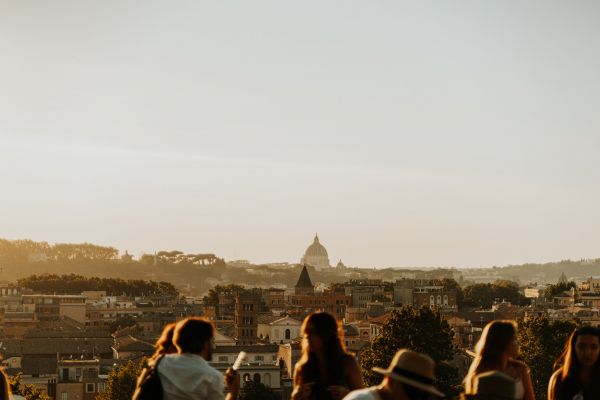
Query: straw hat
[
  {"left": 372, "top": 349, "right": 444, "bottom": 397},
  {"left": 464, "top": 371, "right": 518, "bottom": 400}
]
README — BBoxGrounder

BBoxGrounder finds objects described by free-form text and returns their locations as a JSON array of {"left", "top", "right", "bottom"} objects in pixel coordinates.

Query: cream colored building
[{"left": 257, "top": 316, "right": 302, "bottom": 344}]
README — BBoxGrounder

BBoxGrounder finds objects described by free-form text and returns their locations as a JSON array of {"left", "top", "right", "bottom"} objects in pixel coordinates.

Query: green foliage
[
  {"left": 202, "top": 284, "right": 245, "bottom": 306},
  {"left": 240, "top": 380, "right": 280, "bottom": 400},
  {"left": 360, "top": 306, "right": 460, "bottom": 398},
  {"left": 462, "top": 280, "right": 527, "bottom": 308},
  {"left": 517, "top": 316, "right": 577, "bottom": 400},
  {"left": 18, "top": 274, "right": 178, "bottom": 297},
  {"left": 96, "top": 359, "right": 144, "bottom": 400},
  {"left": 9, "top": 373, "right": 50, "bottom": 400},
  {"left": 544, "top": 281, "right": 577, "bottom": 299}
]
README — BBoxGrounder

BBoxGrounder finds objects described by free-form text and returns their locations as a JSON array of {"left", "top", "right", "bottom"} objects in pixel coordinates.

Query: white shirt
[
  {"left": 158, "top": 353, "right": 225, "bottom": 400},
  {"left": 343, "top": 387, "right": 382, "bottom": 400}
]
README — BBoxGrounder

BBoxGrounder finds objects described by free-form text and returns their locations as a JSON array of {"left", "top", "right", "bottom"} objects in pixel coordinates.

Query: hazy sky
[{"left": 1, "top": 1, "right": 600, "bottom": 268}]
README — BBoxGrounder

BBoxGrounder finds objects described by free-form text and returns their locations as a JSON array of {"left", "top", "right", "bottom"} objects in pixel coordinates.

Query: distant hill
[{"left": 1, "top": 238, "right": 597, "bottom": 293}]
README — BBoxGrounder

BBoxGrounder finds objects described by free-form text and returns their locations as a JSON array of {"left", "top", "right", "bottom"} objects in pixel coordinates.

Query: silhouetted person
[
  {"left": 548, "top": 326, "right": 600, "bottom": 400},
  {"left": 465, "top": 321, "right": 534, "bottom": 400},
  {"left": 461, "top": 371, "right": 518, "bottom": 400},
  {"left": 292, "top": 312, "right": 363, "bottom": 400},
  {"left": 343, "top": 349, "right": 444, "bottom": 400},
  {"left": 157, "top": 317, "right": 239, "bottom": 400}
]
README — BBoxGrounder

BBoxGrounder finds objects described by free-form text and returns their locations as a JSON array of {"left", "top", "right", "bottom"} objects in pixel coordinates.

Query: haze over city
[{"left": 2, "top": 1, "right": 600, "bottom": 267}]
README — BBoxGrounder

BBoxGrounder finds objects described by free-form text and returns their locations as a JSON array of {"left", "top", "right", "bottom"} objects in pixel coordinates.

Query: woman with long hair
[
  {"left": 548, "top": 326, "right": 600, "bottom": 400},
  {"left": 152, "top": 322, "right": 178, "bottom": 358},
  {"left": 464, "top": 320, "right": 534, "bottom": 400},
  {"left": 292, "top": 312, "right": 363, "bottom": 400}
]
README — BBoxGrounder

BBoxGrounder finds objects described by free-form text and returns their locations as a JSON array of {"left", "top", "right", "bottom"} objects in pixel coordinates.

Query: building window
[
  {"left": 86, "top": 383, "right": 95, "bottom": 393},
  {"left": 253, "top": 373, "right": 261, "bottom": 383},
  {"left": 218, "top": 356, "right": 228, "bottom": 362},
  {"left": 98, "top": 382, "right": 106, "bottom": 392},
  {"left": 255, "top": 355, "right": 264, "bottom": 361},
  {"left": 264, "top": 373, "right": 271, "bottom": 386},
  {"left": 285, "top": 329, "right": 291, "bottom": 340},
  {"left": 61, "top": 392, "right": 68, "bottom": 400}
]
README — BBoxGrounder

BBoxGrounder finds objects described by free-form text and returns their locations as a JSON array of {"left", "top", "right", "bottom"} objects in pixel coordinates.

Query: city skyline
[{"left": 2, "top": 1, "right": 600, "bottom": 268}]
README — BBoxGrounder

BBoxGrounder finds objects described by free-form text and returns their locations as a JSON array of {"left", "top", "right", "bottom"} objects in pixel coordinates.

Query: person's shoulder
[
  {"left": 508, "top": 359, "right": 529, "bottom": 372},
  {"left": 343, "top": 387, "right": 380, "bottom": 400}
]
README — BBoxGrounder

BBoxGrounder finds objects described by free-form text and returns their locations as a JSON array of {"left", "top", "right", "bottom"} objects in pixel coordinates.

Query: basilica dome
[{"left": 300, "top": 234, "right": 331, "bottom": 269}]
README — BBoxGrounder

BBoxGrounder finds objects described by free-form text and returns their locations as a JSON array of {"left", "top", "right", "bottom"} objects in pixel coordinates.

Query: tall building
[
  {"left": 234, "top": 289, "right": 261, "bottom": 346},
  {"left": 300, "top": 234, "right": 330, "bottom": 270},
  {"left": 295, "top": 265, "right": 315, "bottom": 296}
]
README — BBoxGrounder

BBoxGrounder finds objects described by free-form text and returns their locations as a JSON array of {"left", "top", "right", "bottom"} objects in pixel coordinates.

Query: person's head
[
  {"left": 154, "top": 323, "right": 177, "bottom": 357},
  {"left": 296, "top": 312, "right": 346, "bottom": 385},
  {"left": 461, "top": 371, "right": 518, "bottom": 400},
  {"left": 465, "top": 321, "right": 518, "bottom": 391},
  {"left": 475, "top": 321, "right": 518, "bottom": 361},
  {"left": 556, "top": 326, "right": 600, "bottom": 380},
  {"left": 301, "top": 312, "right": 343, "bottom": 355},
  {"left": 375, "top": 349, "right": 444, "bottom": 400},
  {"left": 173, "top": 318, "right": 215, "bottom": 360}
]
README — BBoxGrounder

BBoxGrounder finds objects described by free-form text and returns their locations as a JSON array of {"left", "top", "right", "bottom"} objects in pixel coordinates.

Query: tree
[
  {"left": 9, "top": 373, "right": 50, "bottom": 400},
  {"left": 202, "top": 284, "right": 244, "bottom": 306},
  {"left": 462, "top": 280, "right": 527, "bottom": 308},
  {"left": 17, "top": 274, "right": 178, "bottom": 297},
  {"left": 544, "top": 281, "right": 577, "bottom": 299},
  {"left": 240, "top": 380, "right": 280, "bottom": 400},
  {"left": 360, "top": 306, "right": 461, "bottom": 398},
  {"left": 517, "top": 316, "right": 577, "bottom": 400},
  {"left": 96, "top": 359, "right": 143, "bottom": 400}
]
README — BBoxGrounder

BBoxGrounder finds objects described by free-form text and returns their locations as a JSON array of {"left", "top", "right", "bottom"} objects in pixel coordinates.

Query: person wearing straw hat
[
  {"left": 461, "top": 371, "right": 518, "bottom": 400},
  {"left": 343, "top": 349, "right": 444, "bottom": 400}
]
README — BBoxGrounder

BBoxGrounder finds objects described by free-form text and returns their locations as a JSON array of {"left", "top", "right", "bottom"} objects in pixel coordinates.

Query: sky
[{"left": 1, "top": 1, "right": 600, "bottom": 268}]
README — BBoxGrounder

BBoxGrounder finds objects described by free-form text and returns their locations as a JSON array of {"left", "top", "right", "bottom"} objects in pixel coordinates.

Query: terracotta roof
[
  {"left": 2, "top": 338, "right": 114, "bottom": 356},
  {"left": 114, "top": 335, "right": 155, "bottom": 353},
  {"left": 22, "top": 358, "right": 58, "bottom": 375}
]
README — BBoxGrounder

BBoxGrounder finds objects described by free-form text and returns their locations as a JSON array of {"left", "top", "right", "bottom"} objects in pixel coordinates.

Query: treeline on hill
[
  {"left": 17, "top": 274, "right": 178, "bottom": 297},
  {"left": 0, "top": 239, "right": 118, "bottom": 262}
]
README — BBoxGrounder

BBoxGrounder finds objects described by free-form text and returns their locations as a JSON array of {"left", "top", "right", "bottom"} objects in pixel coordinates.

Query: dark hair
[
  {"left": 464, "top": 320, "right": 517, "bottom": 392},
  {"left": 295, "top": 312, "right": 348, "bottom": 390},
  {"left": 153, "top": 323, "right": 177, "bottom": 358},
  {"left": 550, "top": 326, "right": 600, "bottom": 399},
  {"left": 0, "top": 369, "right": 11, "bottom": 400},
  {"left": 173, "top": 318, "right": 214, "bottom": 354}
]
